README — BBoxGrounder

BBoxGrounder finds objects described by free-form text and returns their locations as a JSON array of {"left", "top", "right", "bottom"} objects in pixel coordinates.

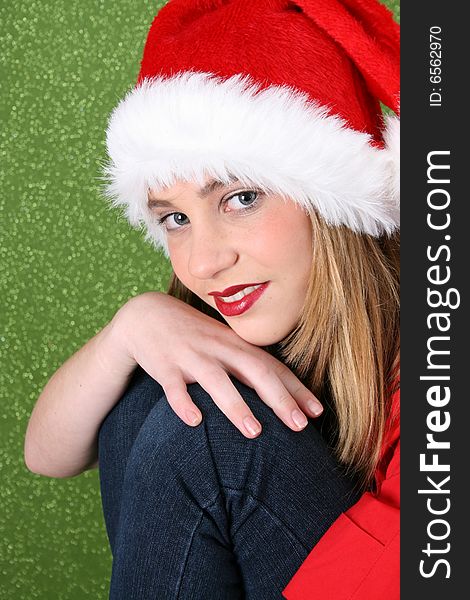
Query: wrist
[
  {"left": 96, "top": 310, "right": 137, "bottom": 378},
  {"left": 104, "top": 291, "right": 168, "bottom": 371}
]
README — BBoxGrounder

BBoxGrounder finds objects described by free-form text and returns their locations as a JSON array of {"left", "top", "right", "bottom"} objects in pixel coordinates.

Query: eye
[
  {"left": 159, "top": 212, "right": 189, "bottom": 231},
  {"left": 224, "top": 190, "right": 259, "bottom": 212}
]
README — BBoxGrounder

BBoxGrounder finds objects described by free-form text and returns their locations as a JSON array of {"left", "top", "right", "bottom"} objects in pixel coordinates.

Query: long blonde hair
[{"left": 168, "top": 208, "right": 400, "bottom": 489}]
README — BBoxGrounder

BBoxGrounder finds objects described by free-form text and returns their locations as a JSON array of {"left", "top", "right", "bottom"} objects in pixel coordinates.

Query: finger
[
  {"left": 229, "top": 351, "right": 323, "bottom": 418},
  {"left": 248, "top": 372, "right": 311, "bottom": 431},
  {"left": 197, "top": 367, "right": 263, "bottom": 439},
  {"left": 271, "top": 362, "right": 323, "bottom": 417},
  {"left": 226, "top": 356, "right": 322, "bottom": 429},
  {"left": 159, "top": 373, "right": 203, "bottom": 427}
]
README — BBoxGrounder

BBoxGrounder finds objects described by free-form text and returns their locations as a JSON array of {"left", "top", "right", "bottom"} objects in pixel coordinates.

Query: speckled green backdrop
[{"left": 1, "top": 1, "right": 399, "bottom": 598}]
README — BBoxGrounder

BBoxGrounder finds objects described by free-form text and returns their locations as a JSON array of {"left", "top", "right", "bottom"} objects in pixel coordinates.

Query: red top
[{"left": 283, "top": 388, "right": 400, "bottom": 599}]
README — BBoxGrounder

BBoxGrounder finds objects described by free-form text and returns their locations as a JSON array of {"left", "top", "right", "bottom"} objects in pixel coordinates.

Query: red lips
[
  {"left": 209, "top": 282, "right": 270, "bottom": 317},
  {"left": 209, "top": 283, "right": 262, "bottom": 297}
]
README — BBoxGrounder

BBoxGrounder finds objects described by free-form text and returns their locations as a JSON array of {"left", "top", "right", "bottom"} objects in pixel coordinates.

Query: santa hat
[{"left": 104, "top": 0, "right": 400, "bottom": 253}]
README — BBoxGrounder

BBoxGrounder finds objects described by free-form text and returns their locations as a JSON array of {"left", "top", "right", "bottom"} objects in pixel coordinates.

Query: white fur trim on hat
[{"left": 104, "top": 72, "right": 400, "bottom": 254}]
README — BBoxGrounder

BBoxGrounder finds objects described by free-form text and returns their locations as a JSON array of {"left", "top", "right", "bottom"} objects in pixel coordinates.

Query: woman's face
[{"left": 148, "top": 178, "right": 313, "bottom": 346}]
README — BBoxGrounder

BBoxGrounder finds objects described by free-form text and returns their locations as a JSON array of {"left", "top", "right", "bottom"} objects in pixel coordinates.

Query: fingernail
[
  {"left": 308, "top": 400, "right": 323, "bottom": 417},
  {"left": 292, "top": 409, "right": 308, "bottom": 429},
  {"left": 186, "top": 410, "right": 202, "bottom": 426},
  {"left": 243, "top": 416, "right": 262, "bottom": 437}
]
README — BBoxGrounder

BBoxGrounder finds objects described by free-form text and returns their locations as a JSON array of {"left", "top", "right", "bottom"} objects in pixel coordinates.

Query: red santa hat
[{"left": 105, "top": 0, "right": 400, "bottom": 253}]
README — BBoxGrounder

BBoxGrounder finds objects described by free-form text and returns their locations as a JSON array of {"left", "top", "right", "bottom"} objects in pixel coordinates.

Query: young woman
[{"left": 24, "top": 0, "right": 400, "bottom": 597}]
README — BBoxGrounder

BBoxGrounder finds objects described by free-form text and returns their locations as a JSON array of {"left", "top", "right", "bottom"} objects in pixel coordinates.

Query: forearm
[
  {"left": 23, "top": 288, "right": 322, "bottom": 478},
  {"left": 24, "top": 316, "right": 136, "bottom": 478}
]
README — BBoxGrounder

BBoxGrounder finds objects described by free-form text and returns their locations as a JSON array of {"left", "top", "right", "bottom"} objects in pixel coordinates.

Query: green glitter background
[{"left": 1, "top": 1, "right": 399, "bottom": 597}]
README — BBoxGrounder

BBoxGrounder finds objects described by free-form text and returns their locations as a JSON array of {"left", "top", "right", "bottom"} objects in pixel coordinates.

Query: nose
[{"left": 188, "top": 225, "right": 238, "bottom": 280}]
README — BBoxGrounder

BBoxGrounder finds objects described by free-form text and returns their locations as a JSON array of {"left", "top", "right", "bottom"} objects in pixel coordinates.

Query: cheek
[{"left": 251, "top": 210, "right": 312, "bottom": 278}]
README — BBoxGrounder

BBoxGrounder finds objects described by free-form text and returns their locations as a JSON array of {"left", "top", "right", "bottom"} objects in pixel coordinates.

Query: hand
[{"left": 111, "top": 292, "right": 323, "bottom": 438}]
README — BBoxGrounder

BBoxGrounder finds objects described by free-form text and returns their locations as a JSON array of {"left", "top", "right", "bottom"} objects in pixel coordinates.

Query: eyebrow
[{"left": 147, "top": 176, "right": 239, "bottom": 209}]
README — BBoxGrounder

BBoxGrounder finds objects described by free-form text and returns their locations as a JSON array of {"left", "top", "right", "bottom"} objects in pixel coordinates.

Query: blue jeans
[{"left": 98, "top": 367, "right": 360, "bottom": 599}]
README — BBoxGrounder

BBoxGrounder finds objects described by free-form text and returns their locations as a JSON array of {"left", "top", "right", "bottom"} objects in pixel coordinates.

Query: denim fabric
[{"left": 98, "top": 367, "right": 360, "bottom": 599}]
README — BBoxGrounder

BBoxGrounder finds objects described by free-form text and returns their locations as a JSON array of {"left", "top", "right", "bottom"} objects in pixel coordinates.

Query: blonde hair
[{"left": 168, "top": 209, "right": 400, "bottom": 489}]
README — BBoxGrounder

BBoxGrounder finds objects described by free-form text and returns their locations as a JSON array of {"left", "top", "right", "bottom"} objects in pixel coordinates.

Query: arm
[
  {"left": 24, "top": 317, "right": 136, "bottom": 478},
  {"left": 24, "top": 292, "right": 322, "bottom": 479}
]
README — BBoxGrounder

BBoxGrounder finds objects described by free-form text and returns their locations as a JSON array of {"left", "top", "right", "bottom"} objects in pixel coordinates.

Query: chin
[{"left": 227, "top": 321, "right": 289, "bottom": 347}]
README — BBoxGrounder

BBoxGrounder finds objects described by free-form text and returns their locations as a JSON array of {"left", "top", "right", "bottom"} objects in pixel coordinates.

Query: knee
[
  {"left": 121, "top": 381, "right": 223, "bottom": 510},
  {"left": 185, "top": 376, "right": 341, "bottom": 482},
  {"left": 122, "top": 370, "right": 339, "bottom": 483},
  {"left": 120, "top": 371, "right": 358, "bottom": 516},
  {"left": 119, "top": 372, "right": 289, "bottom": 508},
  {"left": 186, "top": 377, "right": 360, "bottom": 517}
]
